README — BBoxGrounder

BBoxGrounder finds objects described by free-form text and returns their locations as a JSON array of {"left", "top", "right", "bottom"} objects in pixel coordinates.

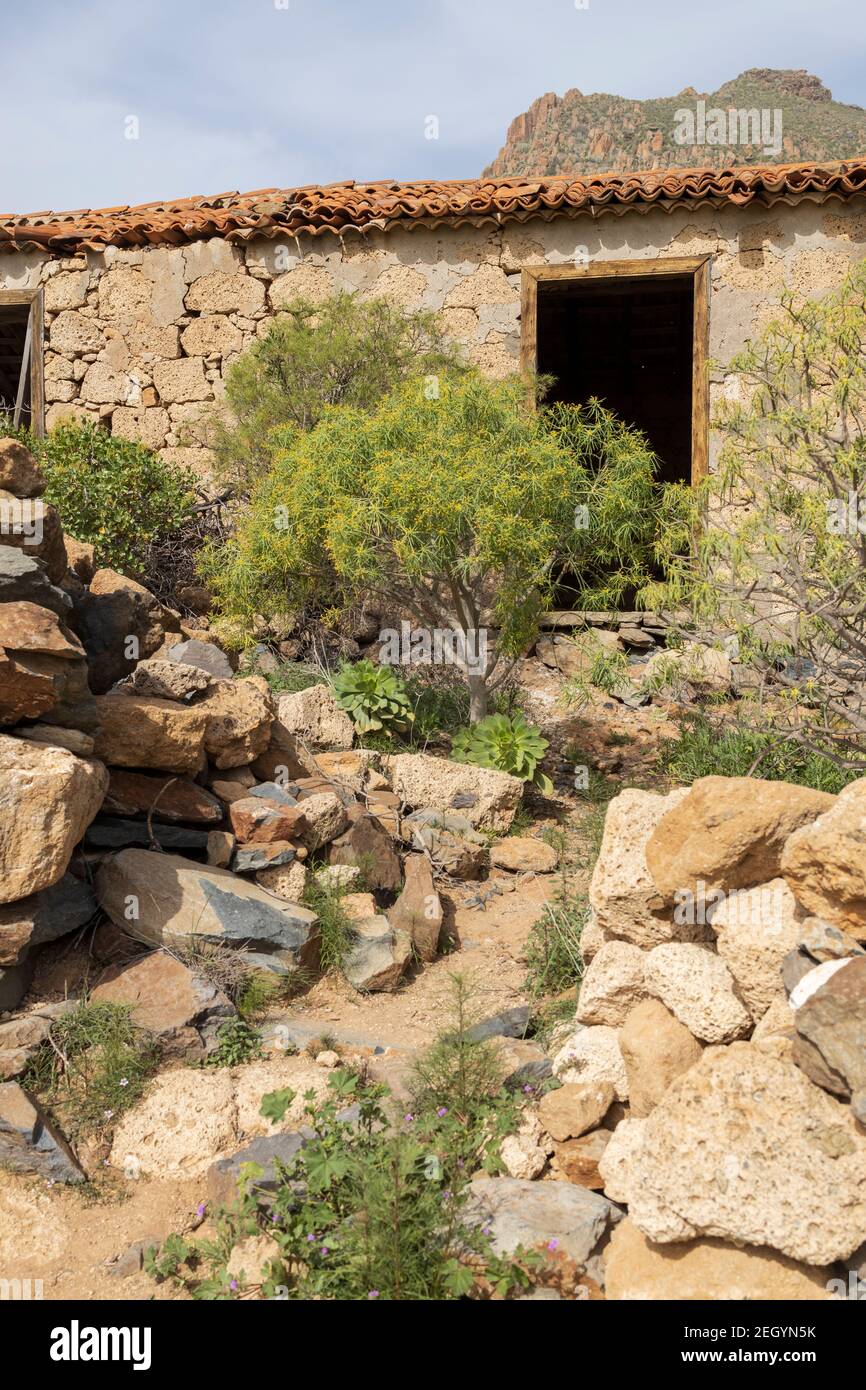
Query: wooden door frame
[
  {"left": 0, "top": 288, "right": 45, "bottom": 437},
  {"left": 520, "top": 257, "right": 711, "bottom": 484}
]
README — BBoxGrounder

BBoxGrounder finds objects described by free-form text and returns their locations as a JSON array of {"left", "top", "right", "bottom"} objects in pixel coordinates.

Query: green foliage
[
  {"left": 523, "top": 895, "right": 588, "bottom": 999},
  {"left": 22, "top": 1000, "right": 159, "bottom": 1138},
  {"left": 659, "top": 710, "right": 854, "bottom": 793},
  {"left": 203, "top": 1018, "right": 264, "bottom": 1068},
  {"left": 452, "top": 711, "right": 552, "bottom": 793},
  {"left": 665, "top": 260, "right": 866, "bottom": 769},
  {"left": 264, "top": 661, "right": 325, "bottom": 696},
  {"left": 332, "top": 658, "right": 414, "bottom": 735},
  {"left": 212, "top": 293, "right": 463, "bottom": 490},
  {"left": 202, "top": 372, "right": 688, "bottom": 720},
  {"left": 148, "top": 1067, "right": 535, "bottom": 1301},
  {"left": 301, "top": 877, "right": 356, "bottom": 975},
  {"left": 25, "top": 421, "right": 194, "bottom": 573}
]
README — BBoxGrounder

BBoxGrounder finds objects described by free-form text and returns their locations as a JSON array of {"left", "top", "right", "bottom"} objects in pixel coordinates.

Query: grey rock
[
  {"left": 0, "top": 546, "right": 72, "bottom": 619},
  {"left": 249, "top": 782, "right": 299, "bottom": 807},
  {"left": 168, "top": 638, "right": 233, "bottom": 681},
  {"left": 0, "top": 872, "right": 97, "bottom": 969},
  {"left": 232, "top": 843, "right": 297, "bottom": 874},
  {"left": 0, "top": 1081, "right": 84, "bottom": 1183},
  {"left": 466, "top": 1006, "right": 531, "bottom": 1042},
  {"left": 800, "top": 919, "right": 865, "bottom": 964},
  {"left": 466, "top": 1176, "right": 619, "bottom": 1269},
  {"left": 84, "top": 818, "right": 210, "bottom": 853},
  {"left": 782, "top": 949, "right": 815, "bottom": 996},
  {"left": 207, "top": 1131, "right": 312, "bottom": 1204}
]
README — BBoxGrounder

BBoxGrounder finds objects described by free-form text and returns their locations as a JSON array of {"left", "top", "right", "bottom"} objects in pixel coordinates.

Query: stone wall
[{"left": 1, "top": 196, "right": 865, "bottom": 480}]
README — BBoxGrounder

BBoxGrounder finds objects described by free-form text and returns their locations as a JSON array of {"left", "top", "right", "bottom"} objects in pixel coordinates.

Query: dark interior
[
  {"left": 536, "top": 272, "right": 694, "bottom": 487},
  {"left": 0, "top": 303, "right": 32, "bottom": 427}
]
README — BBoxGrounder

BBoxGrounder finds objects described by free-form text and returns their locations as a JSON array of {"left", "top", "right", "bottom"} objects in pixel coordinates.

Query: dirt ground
[{"left": 0, "top": 679, "right": 678, "bottom": 1302}]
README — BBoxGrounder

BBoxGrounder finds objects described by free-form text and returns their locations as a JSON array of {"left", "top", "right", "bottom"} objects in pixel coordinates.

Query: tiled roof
[{"left": 2, "top": 158, "right": 866, "bottom": 255}]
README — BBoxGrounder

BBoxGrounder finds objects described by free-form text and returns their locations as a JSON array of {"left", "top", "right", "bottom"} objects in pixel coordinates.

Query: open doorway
[
  {"left": 0, "top": 290, "right": 44, "bottom": 435},
  {"left": 521, "top": 256, "right": 709, "bottom": 607}
]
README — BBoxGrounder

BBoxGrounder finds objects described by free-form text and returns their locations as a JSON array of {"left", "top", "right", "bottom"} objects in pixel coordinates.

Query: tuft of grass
[
  {"left": 659, "top": 711, "right": 854, "bottom": 793},
  {"left": 523, "top": 895, "right": 587, "bottom": 1000},
  {"left": 302, "top": 877, "right": 356, "bottom": 975},
  {"left": 22, "top": 1000, "right": 159, "bottom": 1139},
  {"left": 265, "top": 661, "right": 328, "bottom": 696}
]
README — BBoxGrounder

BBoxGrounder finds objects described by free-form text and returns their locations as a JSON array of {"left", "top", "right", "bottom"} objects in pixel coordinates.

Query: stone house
[{"left": 1, "top": 158, "right": 865, "bottom": 488}]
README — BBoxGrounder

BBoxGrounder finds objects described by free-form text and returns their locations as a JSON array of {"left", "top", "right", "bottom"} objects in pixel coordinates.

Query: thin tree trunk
[{"left": 468, "top": 673, "right": 488, "bottom": 722}]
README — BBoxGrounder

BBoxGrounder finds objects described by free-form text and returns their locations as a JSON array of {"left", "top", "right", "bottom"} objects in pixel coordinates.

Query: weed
[
  {"left": 203, "top": 1018, "right": 264, "bottom": 1068},
  {"left": 660, "top": 710, "right": 854, "bottom": 793},
  {"left": 301, "top": 877, "right": 356, "bottom": 976},
  {"left": 523, "top": 895, "right": 587, "bottom": 1000}
]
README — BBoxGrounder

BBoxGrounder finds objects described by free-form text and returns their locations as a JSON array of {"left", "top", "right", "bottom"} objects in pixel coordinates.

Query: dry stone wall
[{"left": 2, "top": 198, "right": 865, "bottom": 478}]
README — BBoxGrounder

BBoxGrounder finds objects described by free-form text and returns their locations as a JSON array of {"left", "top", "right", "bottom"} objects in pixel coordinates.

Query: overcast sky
[{"left": 4, "top": 0, "right": 865, "bottom": 213}]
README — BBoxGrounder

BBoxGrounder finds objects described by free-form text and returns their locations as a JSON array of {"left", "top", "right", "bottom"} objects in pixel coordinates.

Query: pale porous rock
[
  {"left": 619, "top": 998, "right": 703, "bottom": 1118},
  {"left": 96, "top": 849, "right": 319, "bottom": 971},
  {"left": 708, "top": 878, "right": 808, "bottom": 1021},
  {"left": 538, "top": 1081, "right": 614, "bottom": 1142},
  {"left": 644, "top": 943, "right": 752, "bottom": 1044},
  {"left": 781, "top": 779, "right": 866, "bottom": 940},
  {"left": 94, "top": 694, "right": 208, "bottom": 774},
  {"left": 576, "top": 940, "right": 648, "bottom": 1027},
  {"left": 643, "top": 641, "right": 733, "bottom": 694},
  {"left": 605, "top": 1219, "right": 834, "bottom": 1302},
  {"left": 645, "top": 776, "right": 835, "bottom": 904},
  {"left": 751, "top": 995, "right": 796, "bottom": 1045},
  {"left": 500, "top": 1113, "right": 551, "bottom": 1180},
  {"left": 275, "top": 685, "right": 354, "bottom": 752},
  {"left": 580, "top": 909, "right": 605, "bottom": 962},
  {"left": 466, "top": 1175, "right": 619, "bottom": 1270},
  {"left": 0, "top": 736, "right": 107, "bottom": 903},
  {"left": 168, "top": 637, "right": 233, "bottom": 681},
  {"left": 627, "top": 1043, "right": 866, "bottom": 1265},
  {"left": 383, "top": 752, "right": 523, "bottom": 833},
  {"left": 489, "top": 837, "right": 558, "bottom": 873},
  {"left": 598, "top": 1117, "right": 646, "bottom": 1205},
  {"left": 198, "top": 677, "right": 273, "bottom": 769},
  {"left": 256, "top": 860, "right": 307, "bottom": 902},
  {"left": 293, "top": 791, "right": 349, "bottom": 852},
  {"left": 119, "top": 658, "right": 210, "bottom": 702},
  {"left": 231, "top": 1056, "right": 330, "bottom": 1135},
  {"left": 589, "top": 787, "right": 695, "bottom": 948},
  {"left": 552, "top": 1025, "right": 628, "bottom": 1102}
]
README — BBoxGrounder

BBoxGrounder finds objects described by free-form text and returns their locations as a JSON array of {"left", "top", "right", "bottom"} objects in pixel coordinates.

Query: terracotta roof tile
[{"left": 2, "top": 158, "right": 866, "bottom": 255}]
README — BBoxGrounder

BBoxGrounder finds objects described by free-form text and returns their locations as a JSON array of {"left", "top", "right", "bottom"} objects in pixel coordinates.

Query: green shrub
[
  {"left": 29, "top": 421, "right": 194, "bottom": 573},
  {"left": 452, "top": 712, "right": 552, "bottom": 794},
  {"left": 660, "top": 711, "right": 854, "bottom": 793},
  {"left": 523, "top": 895, "right": 588, "bottom": 999},
  {"left": 301, "top": 877, "right": 356, "bottom": 976},
  {"left": 21, "top": 1000, "right": 159, "bottom": 1138},
  {"left": 203, "top": 1018, "right": 264, "bottom": 1068},
  {"left": 202, "top": 372, "right": 689, "bottom": 721},
  {"left": 332, "top": 658, "right": 414, "bottom": 735},
  {"left": 212, "top": 293, "right": 464, "bottom": 491},
  {"left": 147, "top": 1067, "right": 535, "bottom": 1301}
]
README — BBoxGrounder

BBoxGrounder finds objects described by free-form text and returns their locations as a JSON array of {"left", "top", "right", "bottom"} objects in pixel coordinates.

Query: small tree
[
  {"left": 203, "top": 372, "right": 687, "bottom": 720},
  {"left": 212, "top": 293, "right": 463, "bottom": 491},
  {"left": 678, "top": 260, "right": 866, "bottom": 770}
]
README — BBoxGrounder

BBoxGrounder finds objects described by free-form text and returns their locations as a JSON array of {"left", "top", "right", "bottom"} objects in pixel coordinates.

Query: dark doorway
[
  {"left": 0, "top": 292, "right": 43, "bottom": 434},
  {"left": 535, "top": 271, "right": 695, "bottom": 487}
]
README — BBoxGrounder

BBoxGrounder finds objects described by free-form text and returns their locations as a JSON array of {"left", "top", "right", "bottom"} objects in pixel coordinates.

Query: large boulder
[
  {"left": 0, "top": 600, "right": 94, "bottom": 728},
  {"left": 92, "top": 949, "right": 233, "bottom": 1055},
  {"left": 552, "top": 1025, "right": 628, "bottom": 1101},
  {"left": 329, "top": 811, "right": 403, "bottom": 891},
  {"left": 589, "top": 787, "right": 696, "bottom": 948},
  {"left": 0, "top": 735, "right": 107, "bottom": 902},
  {"left": 644, "top": 943, "right": 752, "bottom": 1044},
  {"left": 465, "top": 1176, "right": 619, "bottom": 1270},
  {"left": 605, "top": 1218, "right": 833, "bottom": 1301},
  {"left": 103, "top": 769, "right": 224, "bottom": 824},
  {"left": 118, "top": 658, "right": 210, "bottom": 702},
  {"left": 0, "top": 491, "right": 66, "bottom": 583},
  {"left": 198, "top": 677, "right": 273, "bottom": 769},
  {"left": 781, "top": 780, "right": 866, "bottom": 940},
  {"left": 0, "top": 873, "right": 97, "bottom": 968},
  {"left": 96, "top": 848, "right": 319, "bottom": 971},
  {"left": 625, "top": 1043, "right": 866, "bottom": 1265},
  {"left": 387, "top": 853, "right": 443, "bottom": 962},
  {"left": 0, "top": 546, "right": 72, "bottom": 618},
  {"left": 94, "top": 693, "right": 208, "bottom": 774},
  {"left": 275, "top": 685, "right": 354, "bottom": 751},
  {"left": 618, "top": 999, "right": 703, "bottom": 1118},
  {"left": 576, "top": 940, "right": 648, "bottom": 1027},
  {"left": 645, "top": 776, "right": 834, "bottom": 904},
  {"left": 0, "top": 1081, "right": 84, "bottom": 1183},
  {"left": 383, "top": 752, "right": 523, "bottom": 833},
  {"left": 708, "top": 878, "right": 808, "bottom": 1020},
  {"left": 791, "top": 955, "right": 866, "bottom": 1099},
  {"left": 77, "top": 568, "right": 178, "bottom": 692}
]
